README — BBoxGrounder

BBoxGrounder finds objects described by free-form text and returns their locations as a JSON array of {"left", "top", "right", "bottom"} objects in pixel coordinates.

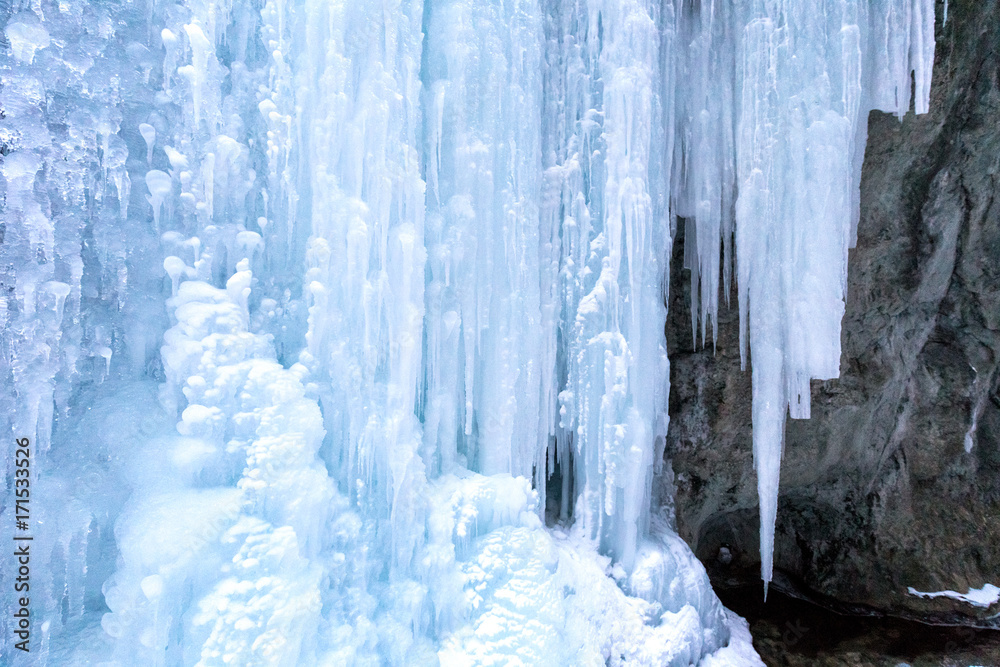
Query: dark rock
[{"left": 666, "top": 0, "right": 1000, "bottom": 626}]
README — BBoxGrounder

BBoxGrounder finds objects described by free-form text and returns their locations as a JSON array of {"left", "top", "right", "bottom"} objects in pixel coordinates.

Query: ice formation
[
  {"left": 0, "top": 0, "right": 934, "bottom": 663},
  {"left": 907, "top": 584, "right": 1000, "bottom": 609}
]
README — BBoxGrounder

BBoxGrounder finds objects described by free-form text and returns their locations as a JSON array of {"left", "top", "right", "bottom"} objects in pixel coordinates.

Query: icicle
[
  {"left": 139, "top": 123, "right": 156, "bottom": 165},
  {"left": 145, "top": 170, "right": 171, "bottom": 230}
]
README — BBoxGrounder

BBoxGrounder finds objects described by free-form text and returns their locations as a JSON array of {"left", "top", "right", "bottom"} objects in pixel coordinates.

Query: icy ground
[{"left": 1, "top": 0, "right": 933, "bottom": 664}]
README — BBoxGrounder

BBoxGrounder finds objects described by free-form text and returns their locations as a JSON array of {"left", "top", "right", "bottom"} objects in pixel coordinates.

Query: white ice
[{"left": 907, "top": 584, "right": 1000, "bottom": 608}]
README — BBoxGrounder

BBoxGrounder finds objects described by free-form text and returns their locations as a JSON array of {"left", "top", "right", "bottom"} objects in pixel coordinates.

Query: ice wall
[
  {"left": 0, "top": 0, "right": 934, "bottom": 662},
  {"left": 0, "top": 0, "right": 164, "bottom": 657}
]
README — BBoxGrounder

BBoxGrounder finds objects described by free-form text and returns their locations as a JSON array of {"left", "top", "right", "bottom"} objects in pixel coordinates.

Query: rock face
[{"left": 666, "top": 0, "right": 1000, "bottom": 625}]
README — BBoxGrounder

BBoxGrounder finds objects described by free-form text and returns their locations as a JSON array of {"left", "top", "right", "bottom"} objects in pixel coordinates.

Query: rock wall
[{"left": 666, "top": 0, "right": 1000, "bottom": 625}]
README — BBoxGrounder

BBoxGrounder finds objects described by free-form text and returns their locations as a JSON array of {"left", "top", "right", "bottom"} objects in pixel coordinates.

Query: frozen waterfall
[{"left": 0, "top": 0, "right": 933, "bottom": 663}]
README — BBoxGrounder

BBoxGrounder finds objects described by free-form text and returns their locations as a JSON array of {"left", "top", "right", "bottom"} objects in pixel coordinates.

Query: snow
[
  {"left": 907, "top": 584, "right": 1000, "bottom": 608},
  {"left": 433, "top": 484, "right": 730, "bottom": 667},
  {"left": 701, "top": 611, "right": 767, "bottom": 667},
  {"left": 1, "top": 0, "right": 936, "bottom": 663}
]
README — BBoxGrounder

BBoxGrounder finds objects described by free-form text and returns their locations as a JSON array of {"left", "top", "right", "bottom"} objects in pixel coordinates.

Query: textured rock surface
[{"left": 666, "top": 0, "right": 1000, "bottom": 625}]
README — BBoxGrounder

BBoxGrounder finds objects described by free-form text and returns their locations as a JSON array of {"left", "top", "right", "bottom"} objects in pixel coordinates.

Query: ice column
[
  {"left": 421, "top": 0, "right": 547, "bottom": 485},
  {"left": 282, "top": 0, "right": 430, "bottom": 575},
  {"left": 545, "top": 0, "right": 675, "bottom": 569},
  {"left": 262, "top": 0, "right": 452, "bottom": 659}
]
